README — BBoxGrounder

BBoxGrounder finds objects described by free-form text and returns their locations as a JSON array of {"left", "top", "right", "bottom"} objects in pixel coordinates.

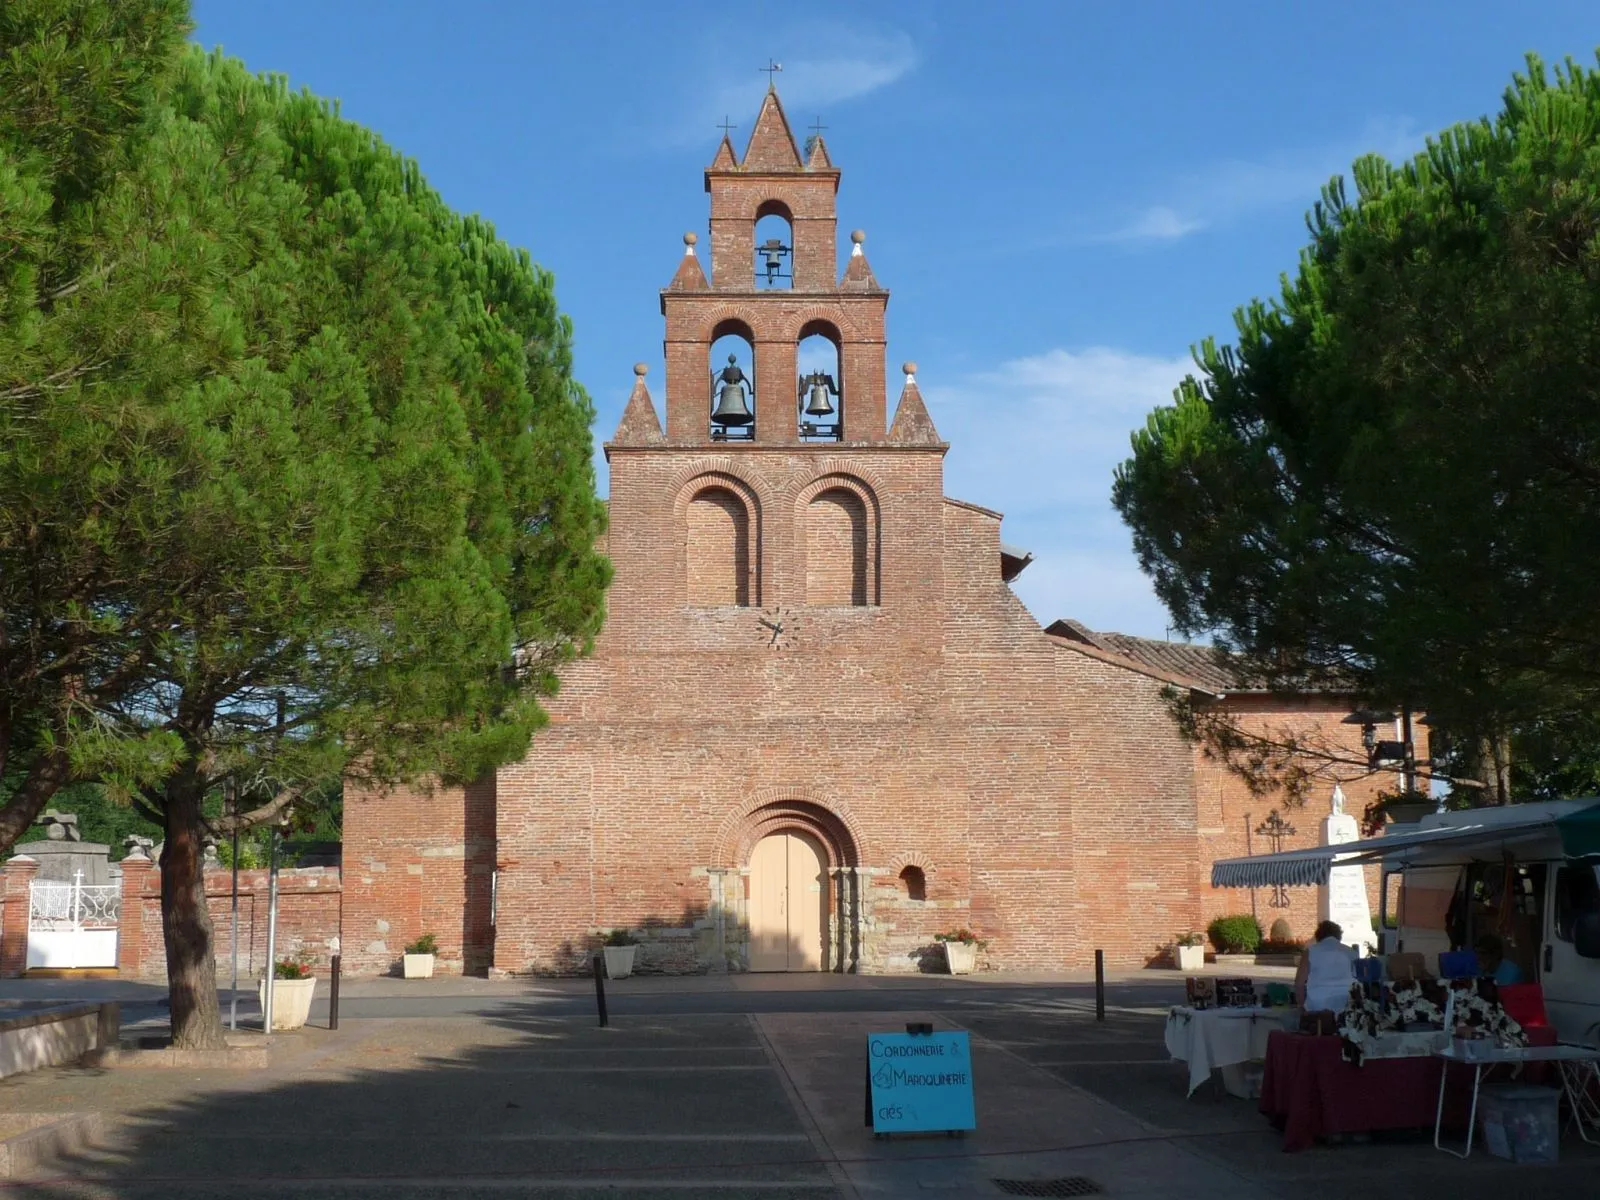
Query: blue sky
[{"left": 193, "top": 1, "right": 1600, "bottom": 638}]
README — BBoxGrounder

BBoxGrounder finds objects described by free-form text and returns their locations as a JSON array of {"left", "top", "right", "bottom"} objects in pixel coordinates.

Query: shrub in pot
[
  {"left": 259, "top": 956, "right": 317, "bottom": 1031},
  {"left": 403, "top": 933, "right": 439, "bottom": 979},
  {"left": 602, "top": 929, "right": 638, "bottom": 979},
  {"left": 1207, "top": 914, "right": 1263, "bottom": 955},
  {"left": 934, "top": 929, "right": 985, "bottom": 975},
  {"left": 1175, "top": 931, "right": 1205, "bottom": 971}
]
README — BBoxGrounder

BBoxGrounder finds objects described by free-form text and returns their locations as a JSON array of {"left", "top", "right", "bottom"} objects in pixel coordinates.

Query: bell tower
[{"left": 652, "top": 86, "right": 890, "bottom": 446}]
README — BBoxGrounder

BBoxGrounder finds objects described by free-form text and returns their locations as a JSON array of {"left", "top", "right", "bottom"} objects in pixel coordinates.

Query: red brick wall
[
  {"left": 1197, "top": 696, "right": 1398, "bottom": 945},
  {"left": 685, "top": 487, "right": 749, "bottom": 605},
  {"left": 122, "top": 866, "right": 341, "bottom": 981},
  {"left": 338, "top": 92, "right": 1390, "bottom": 979},
  {"left": 340, "top": 777, "right": 496, "bottom": 976}
]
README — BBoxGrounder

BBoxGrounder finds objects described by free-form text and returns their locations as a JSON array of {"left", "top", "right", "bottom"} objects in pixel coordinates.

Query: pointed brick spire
[
  {"left": 667, "top": 232, "right": 708, "bottom": 291},
  {"left": 805, "top": 134, "right": 833, "bottom": 169},
  {"left": 841, "top": 229, "right": 880, "bottom": 291},
  {"left": 708, "top": 134, "right": 737, "bottom": 171},
  {"left": 742, "top": 88, "right": 803, "bottom": 171},
  {"left": 611, "top": 364, "right": 663, "bottom": 445},
  {"left": 888, "top": 363, "right": 942, "bottom": 445}
]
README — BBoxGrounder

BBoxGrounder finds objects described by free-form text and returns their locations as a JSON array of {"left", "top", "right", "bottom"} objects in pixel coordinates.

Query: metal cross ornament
[
  {"left": 1255, "top": 809, "right": 1297, "bottom": 908},
  {"left": 760, "top": 59, "right": 783, "bottom": 86}
]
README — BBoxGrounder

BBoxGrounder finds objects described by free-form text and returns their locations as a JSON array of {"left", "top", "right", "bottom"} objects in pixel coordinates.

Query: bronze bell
[
  {"left": 713, "top": 381, "right": 753, "bottom": 425},
  {"left": 712, "top": 355, "right": 754, "bottom": 426},
  {"left": 804, "top": 378, "right": 834, "bottom": 417}
]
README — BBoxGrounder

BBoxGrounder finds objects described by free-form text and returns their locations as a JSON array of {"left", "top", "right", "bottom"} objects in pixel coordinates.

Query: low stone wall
[{"left": 0, "top": 1002, "right": 119, "bottom": 1080}]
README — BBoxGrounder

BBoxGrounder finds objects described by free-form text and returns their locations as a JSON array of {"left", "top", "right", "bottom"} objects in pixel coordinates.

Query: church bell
[
  {"left": 713, "top": 382, "right": 754, "bottom": 425},
  {"left": 804, "top": 378, "right": 834, "bottom": 417},
  {"left": 711, "top": 354, "right": 754, "bottom": 426}
]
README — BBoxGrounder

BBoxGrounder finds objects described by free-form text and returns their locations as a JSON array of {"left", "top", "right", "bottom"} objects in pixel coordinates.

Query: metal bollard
[
  {"left": 1095, "top": 948, "right": 1105, "bottom": 1021},
  {"left": 329, "top": 955, "right": 341, "bottom": 1030},
  {"left": 593, "top": 955, "right": 609, "bottom": 1027}
]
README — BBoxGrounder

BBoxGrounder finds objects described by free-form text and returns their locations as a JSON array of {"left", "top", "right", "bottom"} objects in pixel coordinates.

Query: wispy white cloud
[
  {"left": 923, "top": 347, "right": 1193, "bottom": 638},
  {"left": 1100, "top": 205, "right": 1207, "bottom": 244},
  {"left": 651, "top": 27, "right": 917, "bottom": 149},
  {"left": 1099, "top": 115, "right": 1423, "bottom": 245}
]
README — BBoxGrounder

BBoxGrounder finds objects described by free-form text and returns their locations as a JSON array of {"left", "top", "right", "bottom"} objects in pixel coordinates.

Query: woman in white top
[{"left": 1295, "top": 920, "right": 1357, "bottom": 1014}]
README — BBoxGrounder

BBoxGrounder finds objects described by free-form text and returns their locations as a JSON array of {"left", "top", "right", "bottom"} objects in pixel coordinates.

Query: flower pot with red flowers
[
  {"left": 259, "top": 956, "right": 316, "bottom": 1031},
  {"left": 934, "top": 929, "right": 985, "bottom": 975}
]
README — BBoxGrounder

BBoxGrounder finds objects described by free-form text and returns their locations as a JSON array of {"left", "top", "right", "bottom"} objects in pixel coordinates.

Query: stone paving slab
[
  {"left": 753, "top": 1010, "right": 1275, "bottom": 1199},
  {"left": 1, "top": 1015, "right": 840, "bottom": 1198}
]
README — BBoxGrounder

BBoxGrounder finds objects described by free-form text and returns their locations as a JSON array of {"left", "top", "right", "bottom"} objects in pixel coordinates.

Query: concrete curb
[
  {"left": 82, "top": 1044, "right": 268, "bottom": 1069},
  {"left": 0, "top": 1113, "right": 104, "bottom": 1178}
]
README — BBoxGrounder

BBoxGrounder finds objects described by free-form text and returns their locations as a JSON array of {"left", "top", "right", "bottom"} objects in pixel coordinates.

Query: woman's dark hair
[
  {"left": 1314, "top": 920, "right": 1343, "bottom": 942},
  {"left": 1474, "top": 932, "right": 1504, "bottom": 959}
]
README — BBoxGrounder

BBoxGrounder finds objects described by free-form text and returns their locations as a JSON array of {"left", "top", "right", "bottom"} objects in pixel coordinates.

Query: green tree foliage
[
  {"left": 1, "top": 3, "right": 609, "bottom": 1046},
  {"left": 1114, "top": 55, "right": 1600, "bottom": 804}
]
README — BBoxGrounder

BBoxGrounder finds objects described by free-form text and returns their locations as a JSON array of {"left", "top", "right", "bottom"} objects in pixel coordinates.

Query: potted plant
[
  {"left": 602, "top": 929, "right": 638, "bottom": 979},
  {"left": 258, "top": 955, "right": 316, "bottom": 1031},
  {"left": 1174, "top": 931, "right": 1205, "bottom": 971},
  {"left": 933, "top": 929, "right": 984, "bottom": 975},
  {"left": 403, "top": 933, "right": 438, "bottom": 979}
]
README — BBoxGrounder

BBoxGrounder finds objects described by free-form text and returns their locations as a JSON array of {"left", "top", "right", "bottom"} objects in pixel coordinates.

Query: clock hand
[{"left": 758, "top": 618, "right": 782, "bottom": 632}]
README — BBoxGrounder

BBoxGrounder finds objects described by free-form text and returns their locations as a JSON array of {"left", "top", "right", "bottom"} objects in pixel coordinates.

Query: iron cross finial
[
  {"left": 760, "top": 59, "right": 783, "bottom": 88},
  {"left": 716, "top": 116, "right": 736, "bottom": 139},
  {"left": 809, "top": 117, "right": 828, "bottom": 137}
]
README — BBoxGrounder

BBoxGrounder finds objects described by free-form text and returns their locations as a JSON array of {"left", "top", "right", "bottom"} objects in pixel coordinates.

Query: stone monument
[
  {"left": 1320, "top": 785, "right": 1376, "bottom": 952},
  {"left": 10, "top": 810, "right": 113, "bottom": 885}
]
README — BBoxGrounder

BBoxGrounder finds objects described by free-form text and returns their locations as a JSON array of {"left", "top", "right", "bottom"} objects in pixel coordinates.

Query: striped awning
[{"left": 1210, "top": 804, "right": 1600, "bottom": 889}]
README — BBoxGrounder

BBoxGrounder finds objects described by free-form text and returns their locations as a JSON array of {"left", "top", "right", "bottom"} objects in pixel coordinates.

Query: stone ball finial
[
  {"left": 633, "top": 362, "right": 648, "bottom": 377},
  {"left": 902, "top": 362, "right": 918, "bottom": 377},
  {"left": 683, "top": 231, "right": 698, "bottom": 246},
  {"left": 850, "top": 229, "right": 866, "bottom": 244}
]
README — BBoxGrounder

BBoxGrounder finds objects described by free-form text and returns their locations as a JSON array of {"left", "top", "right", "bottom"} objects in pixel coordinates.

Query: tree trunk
[
  {"left": 160, "top": 778, "right": 227, "bottom": 1050},
  {"left": 0, "top": 745, "right": 70, "bottom": 854}
]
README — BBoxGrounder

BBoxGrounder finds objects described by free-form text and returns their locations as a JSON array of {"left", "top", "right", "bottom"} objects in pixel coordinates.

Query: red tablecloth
[{"left": 1258, "top": 1029, "right": 1557, "bottom": 1152}]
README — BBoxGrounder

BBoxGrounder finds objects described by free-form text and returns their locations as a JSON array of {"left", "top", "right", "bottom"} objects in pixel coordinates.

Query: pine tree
[{"left": 0, "top": 3, "right": 609, "bottom": 1047}]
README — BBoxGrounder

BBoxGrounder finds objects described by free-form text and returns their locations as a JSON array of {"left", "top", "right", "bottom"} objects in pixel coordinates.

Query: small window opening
[{"left": 899, "top": 865, "right": 926, "bottom": 902}]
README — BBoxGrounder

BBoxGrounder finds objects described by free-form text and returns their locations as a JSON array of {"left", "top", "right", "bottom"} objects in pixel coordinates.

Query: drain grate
[{"left": 993, "top": 1180, "right": 1104, "bottom": 1198}]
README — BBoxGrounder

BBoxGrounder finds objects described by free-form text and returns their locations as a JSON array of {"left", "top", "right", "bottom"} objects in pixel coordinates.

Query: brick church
[{"left": 340, "top": 88, "right": 1392, "bottom": 977}]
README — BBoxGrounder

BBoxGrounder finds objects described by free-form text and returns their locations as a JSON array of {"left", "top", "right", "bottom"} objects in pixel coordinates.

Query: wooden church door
[{"left": 748, "top": 831, "right": 826, "bottom": 971}]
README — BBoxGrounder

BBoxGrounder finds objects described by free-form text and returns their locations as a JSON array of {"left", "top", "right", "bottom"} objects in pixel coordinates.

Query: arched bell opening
[
  {"left": 709, "top": 320, "right": 756, "bottom": 442},
  {"left": 797, "top": 321, "right": 842, "bottom": 442},
  {"left": 754, "top": 200, "right": 793, "bottom": 290}
]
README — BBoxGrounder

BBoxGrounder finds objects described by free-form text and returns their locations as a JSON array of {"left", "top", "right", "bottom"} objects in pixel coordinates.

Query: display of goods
[
  {"left": 1185, "top": 977, "right": 1217, "bottom": 1010},
  {"left": 1215, "top": 978, "right": 1256, "bottom": 1008}
]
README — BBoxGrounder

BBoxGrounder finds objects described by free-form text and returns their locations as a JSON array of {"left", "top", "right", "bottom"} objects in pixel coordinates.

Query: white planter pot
[
  {"left": 603, "top": 945, "right": 637, "bottom": 979},
  {"left": 258, "top": 976, "right": 316, "bottom": 1031},
  {"left": 942, "top": 941, "right": 977, "bottom": 975},
  {"left": 1176, "top": 944, "right": 1205, "bottom": 971},
  {"left": 403, "top": 953, "right": 436, "bottom": 979}
]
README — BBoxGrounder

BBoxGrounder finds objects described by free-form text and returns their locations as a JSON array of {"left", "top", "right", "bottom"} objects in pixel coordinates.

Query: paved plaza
[{"left": 2, "top": 972, "right": 1595, "bottom": 1198}]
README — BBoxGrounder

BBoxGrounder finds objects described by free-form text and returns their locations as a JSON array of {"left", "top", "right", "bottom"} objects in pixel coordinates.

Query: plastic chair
[
  {"left": 1437, "top": 950, "right": 1481, "bottom": 979},
  {"left": 1497, "top": 982, "right": 1549, "bottom": 1029}
]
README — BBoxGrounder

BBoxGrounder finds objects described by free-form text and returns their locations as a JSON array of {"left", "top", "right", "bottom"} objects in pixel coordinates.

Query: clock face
[{"left": 757, "top": 606, "right": 798, "bottom": 649}]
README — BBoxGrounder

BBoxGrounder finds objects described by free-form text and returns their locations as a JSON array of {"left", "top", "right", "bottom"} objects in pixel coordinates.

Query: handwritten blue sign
[{"left": 867, "top": 1030, "right": 976, "bottom": 1133}]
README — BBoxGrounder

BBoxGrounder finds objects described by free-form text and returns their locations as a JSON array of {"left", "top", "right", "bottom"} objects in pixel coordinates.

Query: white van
[
  {"left": 1384, "top": 801, "right": 1600, "bottom": 1046},
  {"left": 1212, "top": 799, "right": 1600, "bottom": 1045}
]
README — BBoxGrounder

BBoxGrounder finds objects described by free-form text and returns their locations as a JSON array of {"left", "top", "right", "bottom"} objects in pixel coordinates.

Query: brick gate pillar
[
  {"left": 1, "top": 856, "right": 39, "bottom": 978},
  {"left": 116, "top": 851, "right": 154, "bottom": 976}
]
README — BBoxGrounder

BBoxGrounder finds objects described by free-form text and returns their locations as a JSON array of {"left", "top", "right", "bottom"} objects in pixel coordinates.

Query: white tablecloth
[{"left": 1165, "top": 1006, "right": 1298, "bottom": 1096}]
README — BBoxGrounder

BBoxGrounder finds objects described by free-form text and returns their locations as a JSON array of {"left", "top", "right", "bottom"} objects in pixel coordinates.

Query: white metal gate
[{"left": 27, "top": 872, "right": 120, "bottom": 969}]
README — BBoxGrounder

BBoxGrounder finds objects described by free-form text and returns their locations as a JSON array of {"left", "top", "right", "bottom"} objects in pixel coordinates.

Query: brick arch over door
[
  {"left": 793, "top": 473, "right": 880, "bottom": 606},
  {"left": 712, "top": 789, "right": 866, "bottom": 870},
  {"left": 674, "top": 471, "right": 763, "bottom": 607}
]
